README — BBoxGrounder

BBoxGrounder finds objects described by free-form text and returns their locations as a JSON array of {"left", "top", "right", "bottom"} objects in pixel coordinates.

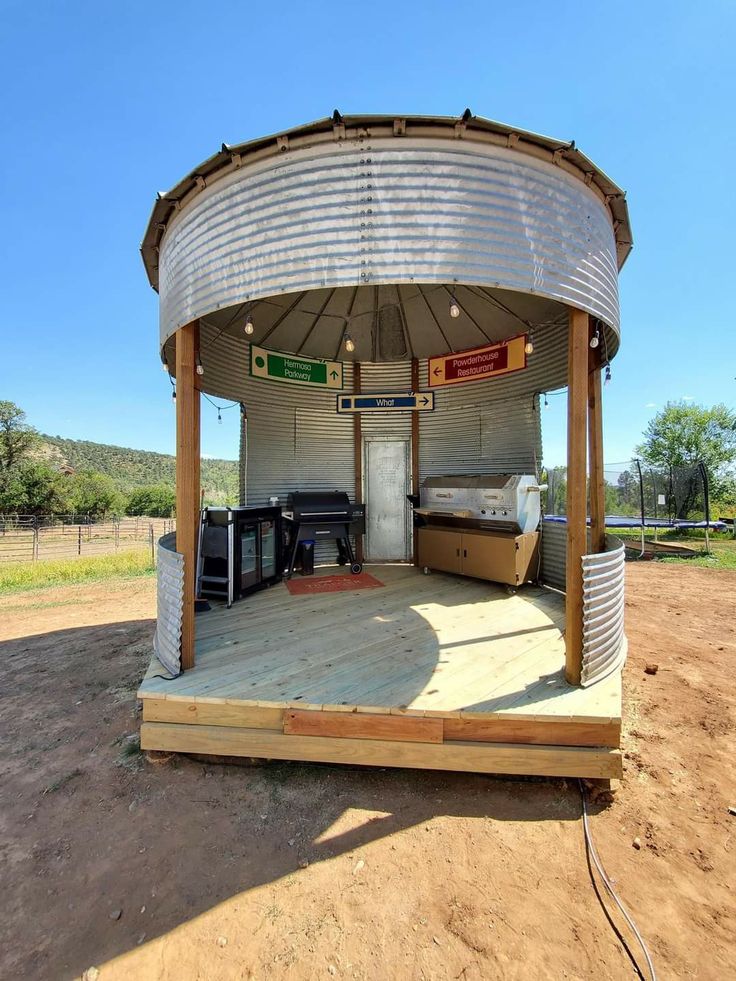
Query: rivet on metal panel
[{"left": 277, "top": 135, "right": 290, "bottom": 152}]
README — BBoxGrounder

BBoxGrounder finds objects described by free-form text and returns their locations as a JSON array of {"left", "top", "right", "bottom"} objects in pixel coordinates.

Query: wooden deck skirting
[{"left": 138, "top": 566, "right": 622, "bottom": 778}]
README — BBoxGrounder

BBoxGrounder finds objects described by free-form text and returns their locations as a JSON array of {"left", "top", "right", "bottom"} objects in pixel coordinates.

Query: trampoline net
[{"left": 544, "top": 461, "right": 710, "bottom": 523}]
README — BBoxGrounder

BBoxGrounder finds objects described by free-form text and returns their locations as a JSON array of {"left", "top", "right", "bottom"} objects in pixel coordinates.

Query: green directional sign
[{"left": 250, "top": 345, "right": 343, "bottom": 390}]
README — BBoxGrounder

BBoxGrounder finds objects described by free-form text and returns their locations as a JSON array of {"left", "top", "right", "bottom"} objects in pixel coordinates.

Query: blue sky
[{"left": 1, "top": 0, "right": 734, "bottom": 467}]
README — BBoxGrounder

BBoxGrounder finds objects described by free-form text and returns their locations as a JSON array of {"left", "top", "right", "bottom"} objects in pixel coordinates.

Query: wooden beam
[
  {"left": 565, "top": 308, "right": 589, "bottom": 686},
  {"left": 588, "top": 331, "right": 606, "bottom": 554},
  {"left": 443, "top": 717, "right": 620, "bottom": 748},
  {"left": 284, "top": 708, "right": 443, "bottom": 743},
  {"left": 140, "top": 722, "right": 623, "bottom": 779},
  {"left": 175, "top": 321, "right": 200, "bottom": 671},
  {"left": 353, "top": 362, "right": 364, "bottom": 566},
  {"left": 411, "top": 358, "right": 420, "bottom": 566}
]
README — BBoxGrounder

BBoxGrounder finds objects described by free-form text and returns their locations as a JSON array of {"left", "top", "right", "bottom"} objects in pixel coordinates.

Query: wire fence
[
  {"left": 0, "top": 515, "right": 176, "bottom": 564},
  {"left": 544, "top": 461, "right": 712, "bottom": 525}
]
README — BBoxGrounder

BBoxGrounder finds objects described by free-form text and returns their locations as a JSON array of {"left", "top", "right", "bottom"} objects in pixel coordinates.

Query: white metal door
[{"left": 364, "top": 438, "right": 411, "bottom": 562}]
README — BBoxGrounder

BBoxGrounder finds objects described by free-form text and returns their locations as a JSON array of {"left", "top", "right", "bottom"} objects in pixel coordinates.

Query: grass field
[
  {"left": 610, "top": 526, "right": 736, "bottom": 570},
  {"left": 0, "top": 549, "right": 157, "bottom": 593}
]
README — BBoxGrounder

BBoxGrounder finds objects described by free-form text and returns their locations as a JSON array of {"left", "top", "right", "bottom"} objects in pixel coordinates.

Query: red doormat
[{"left": 285, "top": 572, "right": 384, "bottom": 596}]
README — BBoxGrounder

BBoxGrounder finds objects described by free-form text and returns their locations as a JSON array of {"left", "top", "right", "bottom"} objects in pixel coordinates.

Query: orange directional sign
[{"left": 428, "top": 334, "right": 528, "bottom": 387}]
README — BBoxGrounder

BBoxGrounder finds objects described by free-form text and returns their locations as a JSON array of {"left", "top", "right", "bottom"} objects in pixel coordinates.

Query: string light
[
  {"left": 344, "top": 332, "right": 355, "bottom": 353},
  {"left": 449, "top": 296, "right": 461, "bottom": 318},
  {"left": 544, "top": 393, "right": 549, "bottom": 409},
  {"left": 195, "top": 353, "right": 204, "bottom": 376},
  {"left": 162, "top": 358, "right": 169, "bottom": 372},
  {"left": 244, "top": 315, "right": 254, "bottom": 335},
  {"left": 604, "top": 363, "right": 612, "bottom": 385},
  {"left": 524, "top": 333, "right": 534, "bottom": 355},
  {"left": 590, "top": 325, "right": 600, "bottom": 349},
  {"left": 217, "top": 409, "right": 222, "bottom": 424}
]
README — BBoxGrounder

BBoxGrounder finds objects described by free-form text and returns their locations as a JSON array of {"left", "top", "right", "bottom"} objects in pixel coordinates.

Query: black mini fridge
[{"left": 197, "top": 506, "right": 282, "bottom": 606}]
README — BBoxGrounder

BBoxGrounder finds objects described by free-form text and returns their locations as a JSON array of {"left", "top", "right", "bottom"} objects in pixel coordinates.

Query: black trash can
[{"left": 299, "top": 539, "right": 315, "bottom": 576}]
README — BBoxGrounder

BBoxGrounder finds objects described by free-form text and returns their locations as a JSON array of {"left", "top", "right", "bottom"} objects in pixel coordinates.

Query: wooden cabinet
[{"left": 417, "top": 526, "right": 539, "bottom": 587}]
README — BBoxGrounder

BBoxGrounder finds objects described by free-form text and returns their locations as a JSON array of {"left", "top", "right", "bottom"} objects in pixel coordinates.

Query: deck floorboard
[{"left": 139, "top": 565, "right": 620, "bottom": 724}]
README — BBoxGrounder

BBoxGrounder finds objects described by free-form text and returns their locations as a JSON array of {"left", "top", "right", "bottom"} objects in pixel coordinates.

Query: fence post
[
  {"left": 33, "top": 525, "right": 39, "bottom": 561},
  {"left": 149, "top": 524, "right": 155, "bottom": 566},
  {"left": 115, "top": 518, "right": 119, "bottom": 551},
  {"left": 78, "top": 526, "right": 82, "bottom": 556}
]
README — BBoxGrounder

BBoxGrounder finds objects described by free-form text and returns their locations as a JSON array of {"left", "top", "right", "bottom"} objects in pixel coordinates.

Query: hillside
[{"left": 40, "top": 435, "right": 239, "bottom": 502}]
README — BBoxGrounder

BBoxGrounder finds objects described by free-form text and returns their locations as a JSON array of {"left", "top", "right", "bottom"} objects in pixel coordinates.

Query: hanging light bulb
[
  {"left": 604, "top": 363, "right": 612, "bottom": 385},
  {"left": 345, "top": 332, "right": 355, "bottom": 353},
  {"left": 543, "top": 393, "right": 549, "bottom": 409},
  {"left": 195, "top": 353, "right": 204, "bottom": 376},
  {"left": 244, "top": 315, "right": 254, "bottom": 335},
  {"left": 524, "top": 334, "right": 534, "bottom": 355},
  {"left": 171, "top": 388, "right": 176, "bottom": 402},
  {"left": 449, "top": 297, "right": 461, "bottom": 318},
  {"left": 590, "top": 326, "right": 600, "bottom": 349},
  {"left": 162, "top": 358, "right": 169, "bottom": 372},
  {"left": 217, "top": 409, "right": 222, "bottom": 424}
]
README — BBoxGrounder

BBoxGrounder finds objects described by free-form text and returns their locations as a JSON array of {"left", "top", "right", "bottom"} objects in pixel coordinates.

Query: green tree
[
  {"left": 636, "top": 401, "right": 736, "bottom": 481},
  {"left": 126, "top": 484, "right": 176, "bottom": 517},
  {"left": 68, "top": 470, "right": 126, "bottom": 518},
  {"left": 636, "top": 402, "right": 736, "bottom": 518},
  {"left": 0, "top": 461, "right": 73, "bottom": 516},
  {"left": 0, "top": 401, "right": 39, "bottom": 471}
]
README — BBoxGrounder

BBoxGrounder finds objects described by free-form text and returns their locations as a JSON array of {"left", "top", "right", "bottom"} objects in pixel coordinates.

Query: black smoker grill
[{"left": 282, "top": 491, "right": 365, "bottom": 578}]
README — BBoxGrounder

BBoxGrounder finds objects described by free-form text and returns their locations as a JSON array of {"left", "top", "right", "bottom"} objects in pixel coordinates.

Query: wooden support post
[
  {"left": 565, "top": 308, "right": 589, "bottom": 686},
  {"left": 411, "top": 358, "right": 420, "bottom": 566},
  {"left": 176, "top": 320, "right": 200, "bottom": 671},
  {"left": 353, "top": 362, "right": 364, "bottom": 566},
  {"left": 588, "top": 333, "right": 606, "bottom": 555}
]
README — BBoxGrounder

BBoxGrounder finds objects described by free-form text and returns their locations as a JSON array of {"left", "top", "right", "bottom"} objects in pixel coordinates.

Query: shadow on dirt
[{"left": 0, "top": 617, "right": 601, "bottom": 981}]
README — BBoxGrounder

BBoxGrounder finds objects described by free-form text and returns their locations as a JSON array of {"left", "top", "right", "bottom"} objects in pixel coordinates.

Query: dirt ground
[{"left": 0, "top": 564, "right": 734, "bottom": 980}]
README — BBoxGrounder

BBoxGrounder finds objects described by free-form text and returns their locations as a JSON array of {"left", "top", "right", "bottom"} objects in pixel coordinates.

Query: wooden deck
[{"left": 139, "top": 565, "right": 622, "bottom": 778}]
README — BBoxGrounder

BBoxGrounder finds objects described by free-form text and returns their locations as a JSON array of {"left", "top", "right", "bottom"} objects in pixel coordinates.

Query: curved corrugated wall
[
  {"left": 158, "top": 137, "right": 620, "bottom": 348},
  {"left": 153, "top": 533, "right": 184, "bottom": 676},
  {"left": 198, "top": 325, "right": 545, "bottom": 563},
  {"left": 581, "top": 536, "right": 627, "bottom": 686}
]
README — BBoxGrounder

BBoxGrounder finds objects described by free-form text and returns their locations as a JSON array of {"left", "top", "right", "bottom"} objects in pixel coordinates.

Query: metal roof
[{"left": 140, "top": 110, "right": 632, "bottom": 291}]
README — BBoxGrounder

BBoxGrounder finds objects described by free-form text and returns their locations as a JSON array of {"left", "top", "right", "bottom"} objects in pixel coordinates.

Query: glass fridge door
[
  {"left": 240, "top": 524, "right": 259, "bottom": 590},
  {"left": 260, "top": 520, "right": 276, "bottom": 580}
]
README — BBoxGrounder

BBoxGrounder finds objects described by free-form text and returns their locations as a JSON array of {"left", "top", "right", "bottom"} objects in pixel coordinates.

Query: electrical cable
[{"left": 579, "top": 779, "right": 657, "bottom": 981}]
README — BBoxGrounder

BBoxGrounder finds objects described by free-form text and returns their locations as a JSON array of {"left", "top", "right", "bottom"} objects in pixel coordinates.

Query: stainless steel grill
[{"left": 416, "top": 474, "right": 544, "bottom": 534}]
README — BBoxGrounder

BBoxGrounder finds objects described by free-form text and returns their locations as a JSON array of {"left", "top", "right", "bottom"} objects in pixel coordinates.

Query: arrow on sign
[
  {"left": 330, "top": 370, "right": 338, "bottom": 380},
  {"left": 420, "top": 395, "right": 430, "bottom": 405},
  {"left": 433, "top": 367, "right": 441, "bottom": 376}
]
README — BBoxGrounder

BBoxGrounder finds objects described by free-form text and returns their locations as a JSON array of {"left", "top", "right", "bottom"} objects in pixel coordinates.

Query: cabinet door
[
  {"left": 417, "top": 528, "right": 463, "bottom": 574},
  {"left": 461, "top": 534, "right": 517, "bottom": 585}
]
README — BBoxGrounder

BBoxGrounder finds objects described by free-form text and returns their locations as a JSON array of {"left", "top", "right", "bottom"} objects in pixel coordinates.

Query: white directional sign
[{"left": 336, "top": 392, "right": 435, "bottom": 414}]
